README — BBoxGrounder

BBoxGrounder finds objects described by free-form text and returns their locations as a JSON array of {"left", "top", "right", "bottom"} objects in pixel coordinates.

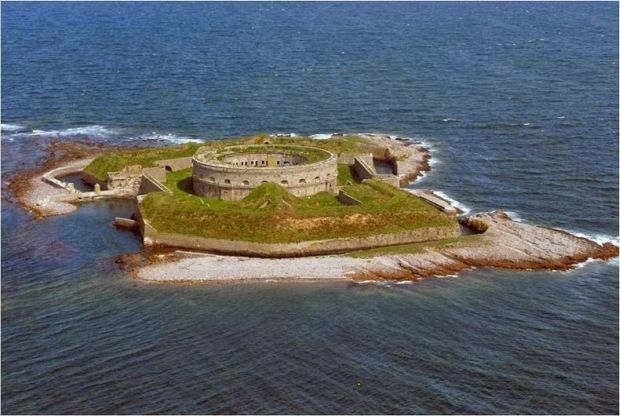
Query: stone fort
[{"left": 192, "top": 144, "right": 338, "bottom": 201}]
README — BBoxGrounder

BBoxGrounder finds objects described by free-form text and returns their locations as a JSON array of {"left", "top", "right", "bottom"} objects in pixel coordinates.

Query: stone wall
[
  {"left": 221, "top": 152, "right": 307, "bottom": 167},
  {"left": 374, "top": 174, "right": 401, "bottom": 188},
  {"left": 337, "top": 190, "right": 362, "bottom": 205},
  {"left": 137, "top": 205, "right": 461, "bottom": 257},
  {"left": 338, "top": 152, "right": 374, "bottom": 165},
  {"left": 352, "top": 156, "right": 377, "bottom": 180},
  {"left": 107, "top": 165, "right": 143, "bottom": 192},
  {"left": 81, "top": 172, "right": 108, "bottom": 189},
  {"left": 394, "top": 160, "right": 409, "bottom": 176},
  {"left": 139, "top": 173, "right": 172, "bottom": 195},
  {"left": 142, "top": 166, "right": 167, "bottom": 183},
  {"left": 193, "top": 148, "right": 338, "bottom": 201},
  {"left": 156, "top": 157, "right": 193, "bottom": 172}
]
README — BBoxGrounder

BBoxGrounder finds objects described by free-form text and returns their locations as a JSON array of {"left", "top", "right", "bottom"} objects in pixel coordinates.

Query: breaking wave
[
  {"left": 309, "top": 133, "right": 333, "bottom": 140},
  {"left": 573, "top": 258, "right": 604, "bottom": 269},
  {"left": 504, "top": 211, "right": 525, "bottom": 223},
  {"left": 1, "top": 123, "right": 27, "bottom": 132},
  {"left": 431, "top": 190, "right": 472, "bottom": 215},
  {"left": 10, "top": 125, "right": 119, "bottom": 139},
  {"left": 3, "top": 124, "right": 204, "bottom": 145},
  {"left": 562, "top": 230, "right": 619, "bottom": 247},
  {"left": 130, "top": 132, "right": 204, "bottom": 144}
]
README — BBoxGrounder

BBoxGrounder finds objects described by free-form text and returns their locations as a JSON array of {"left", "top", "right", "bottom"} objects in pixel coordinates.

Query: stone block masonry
[
  {"left": 156, "top": 157, "right": 193, "bottom": 172},
  {"left": 136, "top": 202, "right": 461, "bottom": 257},
  {"left": 337, "top": 190, "right": 362, "bottom": 205},
  {"left": 352, "top": 156, "right": 376, "bottom": 180},
  {"left": 192, "top": 145, "right": 338, "bottom": 201}
]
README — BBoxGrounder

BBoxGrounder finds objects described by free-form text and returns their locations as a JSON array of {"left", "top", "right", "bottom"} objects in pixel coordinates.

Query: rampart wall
[
  {"left": 337, "top": 190, "right": 362, "bottom": 206},
  {"left": 192, "top": 148, "right": 338, "bottom": 201},
  {"left": 136, "top": 204, "right": 461, "bottom": 257},
  {"left": 139, "top": 173, "right": 172, "bottom": 195},
  {"left": 142, "top": 166, "right": 167, "bottom": 183},
  {"left": 156, "top": 157, "right": 193, "bottom": 172},
  {"left": 353, "top": 156, "right": 377, "bottom": 180}
]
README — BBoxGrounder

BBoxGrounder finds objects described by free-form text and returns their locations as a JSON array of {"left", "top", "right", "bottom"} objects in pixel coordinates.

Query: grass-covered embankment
[
  {"left": 83, "top": 142, "right": 205, "bottom": 181},
  {"left": 139, "top": 168, "right": 457, "bottom": 244}
]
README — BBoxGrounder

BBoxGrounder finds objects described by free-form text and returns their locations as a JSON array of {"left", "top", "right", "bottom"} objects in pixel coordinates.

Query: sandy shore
[{"left": 136, "top": 211, "right": 619, "bottom": 284}]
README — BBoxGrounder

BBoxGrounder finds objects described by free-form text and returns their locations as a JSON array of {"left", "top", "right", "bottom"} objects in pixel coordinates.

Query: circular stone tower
[{"left": 192, "top": 144, "right": 338, "bottom": 201}]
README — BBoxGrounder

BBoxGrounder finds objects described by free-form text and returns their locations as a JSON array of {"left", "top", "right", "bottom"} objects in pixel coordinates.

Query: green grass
[
  {"left": 211, "top": 144, "right": 331, "bottom": 164},
  {"left": 83, "top": 142, "right": 206, "bottom": 181},
  {"left": 84, "top": 134, "right": 378, "bottom": 181},
  {"left": 140, "top": 170, "right": 457, "bottom": 244},
  {"left": 337, "top": 164, "right": 356, "bottom": 185},
  {"left": 263, "top": 135, "right": 378, "bottom": 155},
  {"left": 86, "top": 134, "right": 457, "bottom": 245},
  {"left": 346, "top": 235, "right": 484, "bottom": 258}
]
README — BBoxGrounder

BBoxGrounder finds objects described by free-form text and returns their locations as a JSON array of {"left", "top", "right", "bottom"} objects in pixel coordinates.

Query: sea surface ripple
[{"left": 2, "top": 3, "right": 618, "bottom": 414}]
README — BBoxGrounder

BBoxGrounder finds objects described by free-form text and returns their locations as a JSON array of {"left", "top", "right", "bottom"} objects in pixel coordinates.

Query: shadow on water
[{"left": 57, "top": 172, "right": 94, "bottom": 193}]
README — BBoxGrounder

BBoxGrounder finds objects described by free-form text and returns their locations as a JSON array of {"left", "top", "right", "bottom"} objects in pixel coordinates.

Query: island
[{"left": 9, "top": 132, "right": 618, "bottom": 284}]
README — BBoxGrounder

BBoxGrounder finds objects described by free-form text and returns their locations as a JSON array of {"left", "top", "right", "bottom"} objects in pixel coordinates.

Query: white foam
[
  {"left": 354, "top": 280, "right": 395, "bottom": 287},
  {"left": 1, "top": 123, "right": 26, "bottom": 132},
  {"left": 4, "top": 124, "right": 206, "bottom": 145},
  {"left": 431, "top": 190, "right": 472, "bottom": 215},
  {"left": 557, "top": 255, "right": 619, "bottom": 272},
  {"left": 505, "top": 211, "right": 525, "bottom": 223},
  {"left": 309, "top": 133, "right": 333, "bottom": 140},
  {"left": 442, "top": 118, "right": 458, "bottom": 122},
  {"left": 411, "top": 138, "right": 436, "bottom": 153},
  {"left": 12, "top": 125, "right": 117, "bottom": 138},
  {"left": 568, "top": 231, "right": 619, "bottom": 247},
  {"left": 557, "top": 116, "right": 566, "bottom": 119},
  {"left": 270, "top": 132, "right": 299, "bottom": 138},
  {"left": 436, "top": 274, "right": 459, "bottom": 279},
  {"left": 574, "top": 258, "right": 601, "bottom": 269},
  {"left": 522, "top": 122, "right": 531, "bottom": 126},
  {"left": 136, "top": 132, "right": 203, "bottom": 144}
]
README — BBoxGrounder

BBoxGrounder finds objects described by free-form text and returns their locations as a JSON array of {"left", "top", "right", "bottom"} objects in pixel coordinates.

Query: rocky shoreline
[
  {"left": 8, "top": 134, "right": 618, "bottom": 284},
  {"left": 6, "top": 139, "right": 123, "bottom": 218},
  {"left": 134, "top": 211, "right": 618, "bottom": 284}
]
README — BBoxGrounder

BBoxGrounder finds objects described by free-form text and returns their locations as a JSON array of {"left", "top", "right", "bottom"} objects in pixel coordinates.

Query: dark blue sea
[{"left": 2, "top": 3, "right": 618, "bottom": 414}]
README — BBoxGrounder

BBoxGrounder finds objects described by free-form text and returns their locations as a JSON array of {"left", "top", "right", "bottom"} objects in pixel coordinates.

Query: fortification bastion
[{"left": 192, "top": 144, "right": 338, "bottom": 200}]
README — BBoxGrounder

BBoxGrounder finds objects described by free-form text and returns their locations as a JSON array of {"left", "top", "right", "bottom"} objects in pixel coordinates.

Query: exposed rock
[
  {"left": 6, "top": 139, "right": 139, "bottom": 218},
  {"left": 114, "top": 217, "right": 138, "bottom": 229},
  {"left": 352, "top": 211, "right": 618, "bottom": 280},
  {"left": 357, "top": 133, "right": 431, "bottom": 185},
  {"left": 135, "top": 211, "right": 618, "bottom": 284}
]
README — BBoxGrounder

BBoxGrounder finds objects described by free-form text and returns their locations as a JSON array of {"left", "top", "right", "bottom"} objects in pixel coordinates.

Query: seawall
[{"left": 135, "top": 202, "right": 460, "bottom": 257}]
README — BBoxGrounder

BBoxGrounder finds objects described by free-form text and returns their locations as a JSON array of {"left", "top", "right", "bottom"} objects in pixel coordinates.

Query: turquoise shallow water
[{"left": 2, "top": 3, "right": 618, "bottom": 414}]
